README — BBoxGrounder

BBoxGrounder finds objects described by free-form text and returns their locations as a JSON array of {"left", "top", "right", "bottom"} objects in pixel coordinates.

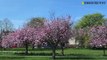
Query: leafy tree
[
  {"left": 74, "top": 28, "right": 90, "bottom": 48},
  {"left": 89, "top": 26, "right": 107, "bottom": 56},
  {"left": 27, "top": 17, "right": 45, "bottom": 28},
  {"left": 75, "top": 13, "right": 105, "bottom": 48},
  {"left": 75, "top": 13, "right": 105, "bottom": 28}
]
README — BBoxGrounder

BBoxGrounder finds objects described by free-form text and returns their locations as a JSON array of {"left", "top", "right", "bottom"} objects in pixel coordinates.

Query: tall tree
[
  {"left": 43, "top": 17, "right": 72, "bottom": 59},
  {"left": 75, "top": 13, "right": 105, "bottom": 28},
  {"left": 75, "top": 13, "right": 105, "bottom": 48}
]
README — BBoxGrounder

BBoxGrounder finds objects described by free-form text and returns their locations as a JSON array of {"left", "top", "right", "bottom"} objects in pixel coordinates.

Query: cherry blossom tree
[
  {"left": 2, "top": 16, "right": 72, "bottom": 57},
  {"left": 2, "top": 27, "right": 45, "bottom": 54},
  {"left": 89, "top": 26, "right": 107, "bottom": 55},
  {"left": 43, "top": 17, "right": 72, "bottom": 59},
  {"left": 2, "top": 30, "right": 20, "bottom": 48}
]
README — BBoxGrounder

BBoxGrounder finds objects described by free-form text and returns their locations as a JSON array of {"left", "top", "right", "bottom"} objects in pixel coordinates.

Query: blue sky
[{"left": 0, "top": 0, "right": 107, "bottom": 29}]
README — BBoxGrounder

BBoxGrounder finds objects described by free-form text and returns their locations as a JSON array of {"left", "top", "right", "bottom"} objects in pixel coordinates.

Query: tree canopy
[
  {"left": 27, "top": 17, "right": 45, "bottom": 28},
  {"left": 75, "top": 13, "right": 105, "bottom": 29}
]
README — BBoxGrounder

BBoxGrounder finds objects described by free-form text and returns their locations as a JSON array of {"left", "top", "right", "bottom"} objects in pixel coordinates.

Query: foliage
[
  {"left": 74, "top": 28, "right": 90, "bottom": 48},
  {"left": 75, "top": 13, "right": 105, "bottom": 48},
  {"left": 75, "top": 13, "right": 105, "bottom": 29},
  {"left": 27, "top": 17, "right": 45, "bottom": 28}
]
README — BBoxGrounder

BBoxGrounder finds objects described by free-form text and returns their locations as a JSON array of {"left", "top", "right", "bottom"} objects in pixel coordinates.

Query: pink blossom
[{"left": 89, "top": 26, "right": 107, "bottom": 48}]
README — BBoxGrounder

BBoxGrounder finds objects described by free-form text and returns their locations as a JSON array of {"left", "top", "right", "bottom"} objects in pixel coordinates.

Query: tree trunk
[
  {"left": 32, "top": 44, "right": 35, "bottom": 50},
  {"left": 25, "top": 43, "right": 28, "bottom": 55},
  {"left": 103, "top": 46, "right": 106, "bottom": 56},
  {"left": 61, "top": 43, "right": 65, "bottom": 56},
  {"left": 52, "top": 47, "right": 56, "bottom": 59},
  {"left": 61, "top": 46, "right": 64, "bottom": 56}
]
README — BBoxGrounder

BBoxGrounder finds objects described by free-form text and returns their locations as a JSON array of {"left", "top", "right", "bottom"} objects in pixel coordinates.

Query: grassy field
[{"left": 0, "top": 48, "right": 107, "bottom": 60}]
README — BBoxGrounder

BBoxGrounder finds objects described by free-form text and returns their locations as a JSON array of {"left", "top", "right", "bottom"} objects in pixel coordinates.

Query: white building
[{"left": 68, "top": 37, "right": 79, "bottom": 47}]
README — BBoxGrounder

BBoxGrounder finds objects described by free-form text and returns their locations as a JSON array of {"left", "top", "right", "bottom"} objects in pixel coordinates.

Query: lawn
[{"left": 0, "top": 48, "right": 107, "bottom": 60}]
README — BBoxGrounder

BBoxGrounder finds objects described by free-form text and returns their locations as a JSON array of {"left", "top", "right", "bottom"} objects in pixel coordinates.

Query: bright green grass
[{"left": 0, "top": 48, "right": 107, "bottom": 60}]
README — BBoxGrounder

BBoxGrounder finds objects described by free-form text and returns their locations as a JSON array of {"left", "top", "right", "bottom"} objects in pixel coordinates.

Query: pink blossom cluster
[
  {"left": 43, "top": 19, "right": 72, "bottom": 46},
  {"left": 2, "top": 19, "right": 72, "bottom": 48},
  {"left": 2, "top": 27, "right": 45, "bottom": 48},
  {"left": 89, "top": 26, "right": 107, "bottom": 48}
]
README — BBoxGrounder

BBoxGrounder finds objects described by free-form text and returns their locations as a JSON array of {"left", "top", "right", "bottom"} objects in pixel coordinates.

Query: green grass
[{"left": 0, "top": 48, "right": 107, "bottom": 60}]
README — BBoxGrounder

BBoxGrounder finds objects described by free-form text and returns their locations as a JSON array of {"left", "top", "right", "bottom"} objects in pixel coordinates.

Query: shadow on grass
[
  {"left": 0, "top": 56, "right": 25, "bottom": 59},
  {"left": 14, "top": 52, "right": 59, "bottom": 56},
  {"left": 56, "top": 54, "right": 107, "bottom": 59},
  {"left": 103, "top": 54, "right": 107, "bottom": 56},
  {"left": 14, "top": 52, "right": 107, "bottom": 59},
  {"left": 56, "top": 54, "right": 95, "bottom": 59}
]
